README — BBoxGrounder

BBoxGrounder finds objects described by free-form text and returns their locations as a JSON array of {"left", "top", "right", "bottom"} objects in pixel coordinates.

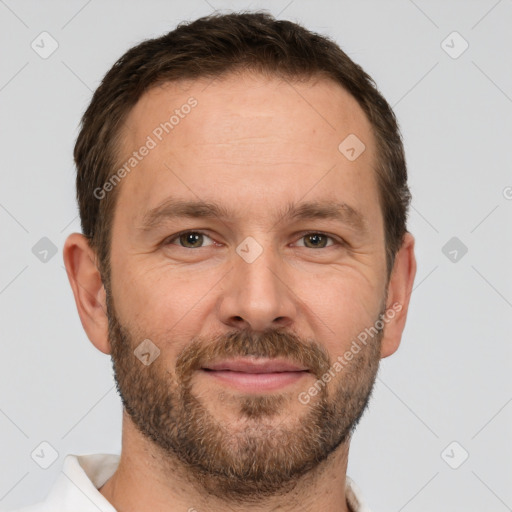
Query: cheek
[
  {"left": 112, "top": 260, "right": 219, "bottom": 341},
  {"left": 305, "top": 271, "right": 384, "bottom": 353}
]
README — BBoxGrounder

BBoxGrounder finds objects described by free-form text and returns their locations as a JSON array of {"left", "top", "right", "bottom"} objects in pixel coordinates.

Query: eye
[
  {"left": 294, "top": 232, "right": 338, "bottom": 249},
  {"left": 165, "top": 230, "right": 215, "bottom": 248},
  {"left": 164, "top": 230, "right": 342, "bottom": 250}
]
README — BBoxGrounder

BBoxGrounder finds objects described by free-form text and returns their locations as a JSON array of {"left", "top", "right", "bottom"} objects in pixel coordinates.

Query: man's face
[{"left": 106, "top": 72, "right": 388, "bottom": 498}]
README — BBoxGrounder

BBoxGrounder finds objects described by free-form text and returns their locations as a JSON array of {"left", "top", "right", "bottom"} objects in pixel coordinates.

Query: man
[{"left": 13, "top": 11, "right": 416, "bottom": 512}]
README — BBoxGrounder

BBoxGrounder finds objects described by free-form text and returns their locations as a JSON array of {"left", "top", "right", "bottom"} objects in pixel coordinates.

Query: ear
[
  {"left": 63, "top": 233, "right": 111, "bottom": 355},
  {"left": 380, "top": 232, "right": 417, "bottom": 359}
]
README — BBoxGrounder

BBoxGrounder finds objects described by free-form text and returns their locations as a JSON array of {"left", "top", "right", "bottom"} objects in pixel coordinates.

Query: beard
[{"left": 105, "top": 289, "right": 384, "bottom": 502}]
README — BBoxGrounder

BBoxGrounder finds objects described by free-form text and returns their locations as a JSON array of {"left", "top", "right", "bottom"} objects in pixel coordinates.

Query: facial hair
[{"left": 105, "top": 289, "right": 384, "bottom": 502}]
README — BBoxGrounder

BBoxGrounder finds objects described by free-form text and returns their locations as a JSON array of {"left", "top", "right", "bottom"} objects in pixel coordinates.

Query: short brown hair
[{"left": 74, "top": 11, "right": 410, "bottom": 287}]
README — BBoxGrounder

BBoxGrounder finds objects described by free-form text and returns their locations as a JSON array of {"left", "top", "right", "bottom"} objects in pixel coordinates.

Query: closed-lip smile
[{"left": 200, "top": 358, "right": 310, "bottom": 392}]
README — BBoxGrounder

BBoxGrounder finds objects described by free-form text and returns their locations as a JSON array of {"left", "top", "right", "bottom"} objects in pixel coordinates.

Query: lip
[
  {"left": 200, "top": 358, "right": 310, "bottom": 392},
  {"left": 202, "top": 357, "right": 308, "bottom": 373}
]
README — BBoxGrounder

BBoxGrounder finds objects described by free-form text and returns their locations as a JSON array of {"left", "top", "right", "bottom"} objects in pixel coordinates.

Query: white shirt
[{"left": 10, "top": 453, "right": 372, "bottom": 512}]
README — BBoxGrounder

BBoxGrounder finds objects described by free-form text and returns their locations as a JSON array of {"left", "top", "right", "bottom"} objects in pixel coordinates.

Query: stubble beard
[{"left": 106, "top": 289, "right": 383, "bottom": 501}]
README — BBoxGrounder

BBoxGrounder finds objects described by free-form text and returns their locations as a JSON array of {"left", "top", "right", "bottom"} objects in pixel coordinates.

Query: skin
[{"left": 63, "top": 72, "right": 416, "bottom": 512}]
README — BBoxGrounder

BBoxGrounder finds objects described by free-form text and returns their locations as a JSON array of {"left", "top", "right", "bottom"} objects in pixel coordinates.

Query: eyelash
[{"left": 164, "top": 230, "right": 344, "bottom": 249}]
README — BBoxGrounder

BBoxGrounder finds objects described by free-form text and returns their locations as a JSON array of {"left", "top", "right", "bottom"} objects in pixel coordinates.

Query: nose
[{"left": 218, "top": 241, "right": 297, "bottom": 332}]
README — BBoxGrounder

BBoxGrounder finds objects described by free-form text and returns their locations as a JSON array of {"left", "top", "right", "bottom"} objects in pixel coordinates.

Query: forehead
[
  {"left": 122, "top": 71, "right": 373, "bottom": 155},
  {"left": 113, "top": 72, "right": 379, "bottom": 230}
]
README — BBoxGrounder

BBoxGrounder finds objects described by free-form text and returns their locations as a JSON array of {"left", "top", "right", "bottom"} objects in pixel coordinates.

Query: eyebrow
[{"left": 138, "top": 198, "right": 368, "bottom": 234}]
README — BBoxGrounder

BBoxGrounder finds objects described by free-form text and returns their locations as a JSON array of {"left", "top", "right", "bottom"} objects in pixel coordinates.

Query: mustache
[{"left": 175, "top": 328, "right": 332, "bottom": 384}]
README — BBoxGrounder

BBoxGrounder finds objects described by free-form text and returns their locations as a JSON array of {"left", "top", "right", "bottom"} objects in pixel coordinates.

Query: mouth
[{"left": 200, "top": 358, "right": 311, "bottom": 392}]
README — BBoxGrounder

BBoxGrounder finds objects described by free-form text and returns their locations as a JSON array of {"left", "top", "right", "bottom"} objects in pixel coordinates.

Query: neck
[{"left": 99, "top": 411, "right": 352, "bottom": 512}]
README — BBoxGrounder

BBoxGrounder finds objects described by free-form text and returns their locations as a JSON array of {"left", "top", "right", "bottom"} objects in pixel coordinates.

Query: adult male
[{"left": 15, "top": 11, "right": 416, "bottom": 512}]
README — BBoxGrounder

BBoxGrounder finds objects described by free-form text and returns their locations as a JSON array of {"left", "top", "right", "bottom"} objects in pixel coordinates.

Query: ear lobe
[
  {"left": 63, "top": 233, "right": 111, "bottom": 355},
  {"left": 380, "top": 232, "right": 417, "bottom": 359}
]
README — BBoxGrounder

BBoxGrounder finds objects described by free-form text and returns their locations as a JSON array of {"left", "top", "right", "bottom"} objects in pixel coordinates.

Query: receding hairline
[{"left": 113, "top": 67, "right": 375, "bottom": 175}]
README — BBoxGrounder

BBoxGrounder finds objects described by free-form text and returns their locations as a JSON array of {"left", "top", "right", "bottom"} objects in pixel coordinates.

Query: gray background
[{"left": 1, "top": 0, "right": 511, "bottom": 510}]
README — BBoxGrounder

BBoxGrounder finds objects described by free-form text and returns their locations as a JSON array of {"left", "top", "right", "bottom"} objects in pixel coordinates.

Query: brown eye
[
  {"left": 166, "top": 231, "right": 214, "bottom": 248},
  {"left": 179, "top": 232, "right": 203, "bottom": 248},
  {"left": 299, "top": 233, "right": 334, "bottom": 249}
]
